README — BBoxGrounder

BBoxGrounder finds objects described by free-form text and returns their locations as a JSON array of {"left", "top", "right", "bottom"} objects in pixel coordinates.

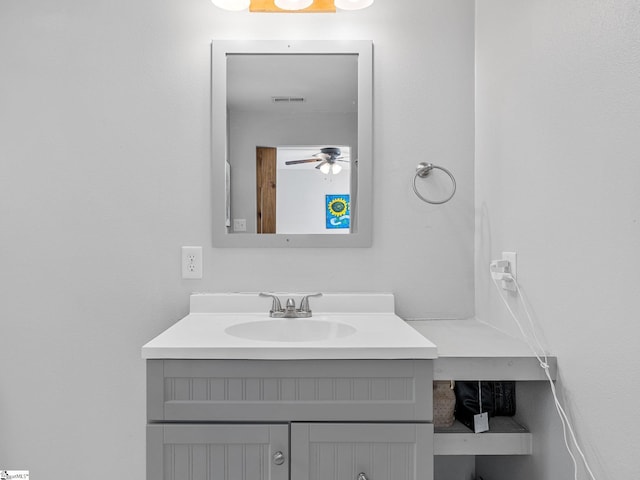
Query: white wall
[
  {"left": 277, "top": 169, "right": 351, "bottom": 234},
  {"left": 0, "top": 0, "right": 475, "bottom": 478},
  {"left": 475, "top": 0, "right": 640, "bottom": 478}
]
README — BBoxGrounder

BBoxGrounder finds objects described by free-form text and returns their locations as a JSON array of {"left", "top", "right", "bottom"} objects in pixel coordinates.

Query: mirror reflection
[
  {"left": 226, "top": 53, "right": 358, "bottom": 235},
  {"left": 258, "top": 145, "right": 352, "bottom": 235}
]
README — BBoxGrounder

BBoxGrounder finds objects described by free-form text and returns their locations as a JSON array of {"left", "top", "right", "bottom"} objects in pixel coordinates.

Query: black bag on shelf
[{"left": 454, "top": 381, "right": 516, "bottom": 431}]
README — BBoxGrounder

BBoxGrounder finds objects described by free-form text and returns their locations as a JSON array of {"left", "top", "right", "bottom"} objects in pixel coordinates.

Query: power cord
[{"left": 489, "top": 260, "right": 598, "bottom": 480}]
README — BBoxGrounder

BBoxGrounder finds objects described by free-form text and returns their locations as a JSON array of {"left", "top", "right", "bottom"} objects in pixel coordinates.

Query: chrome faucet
[{"left": 259, "top": 293, "right": 322, "bottom": 318}]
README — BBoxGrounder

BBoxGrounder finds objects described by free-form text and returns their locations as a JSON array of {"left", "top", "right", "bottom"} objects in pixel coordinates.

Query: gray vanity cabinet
[
  {"left": 147, "top": 359, "right": 433, "bottom": 480},
  {"left": 147, "top": 424, "right": 289, "bottom": 480},
  {"left": 291, "top": 423, "right": 433, "bottom": 480}
]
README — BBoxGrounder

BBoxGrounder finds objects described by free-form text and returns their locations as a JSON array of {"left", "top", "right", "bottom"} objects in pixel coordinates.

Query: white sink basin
[
  {"left": 141, "top": 293, "right": 438, "bottom": 359},
  {"left": 224, "top": 318, "right": 357, "bottom": 342}
]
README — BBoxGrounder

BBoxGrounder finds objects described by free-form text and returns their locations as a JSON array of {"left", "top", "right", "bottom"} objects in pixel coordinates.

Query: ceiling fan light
[
  {"left": 319, "top": 162, "right": 331, "bottom": 174},
  {"left": 334, "top": 0, "right": 374, "bottom": 10},
  {"left": 212, "top": 0, "right": 250, "bottom": 11},
  {"left": 274, "top": 0, "right": 314, "bottom": 10},
  {"left": 331, "top": 163, "right": 343, "bottom": 174}
]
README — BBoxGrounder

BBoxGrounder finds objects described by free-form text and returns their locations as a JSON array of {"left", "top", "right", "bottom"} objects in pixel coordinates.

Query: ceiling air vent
[{"left": 272, "top": 96, "right": 306, "bottom": 103}]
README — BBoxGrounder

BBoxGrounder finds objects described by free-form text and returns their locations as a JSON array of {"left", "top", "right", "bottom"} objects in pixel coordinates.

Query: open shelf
[{"left": 434, "top": 417, "right": 532, "bottom": 456}]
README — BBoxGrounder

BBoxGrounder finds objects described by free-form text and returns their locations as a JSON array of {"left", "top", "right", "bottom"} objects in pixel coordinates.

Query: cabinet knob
[
  {"left": 358, "top": 473, "right": 369, "bottom": 480},
  {"left": 273, "top": 451, "right": 286, "bottom": 466}
]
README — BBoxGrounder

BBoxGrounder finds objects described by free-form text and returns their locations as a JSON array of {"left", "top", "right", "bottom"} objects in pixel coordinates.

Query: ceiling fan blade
[
  {"left": 285, "top": 158, "right": 323, "bottom": 165},
  {"left": 315, "top": 160, "right": 328, "bottom": 170}
]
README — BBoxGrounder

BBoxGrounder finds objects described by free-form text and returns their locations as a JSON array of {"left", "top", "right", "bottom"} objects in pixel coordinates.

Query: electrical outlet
[
  {"left": 182, "top": 246, "right": 203, "bottom": 279},
  {"left": 233, "top": 218, "right": 247, "bottom": 232}
]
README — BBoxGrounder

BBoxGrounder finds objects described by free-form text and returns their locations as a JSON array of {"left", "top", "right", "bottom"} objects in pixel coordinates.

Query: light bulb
[
  {"left": 212, "top": 0, "right": 250, "bottom": 11},
  {"left": 331, "top": 163, "right": 342, "bottom": 174},
  {"left": 275, "top": 0, "right": 313, "bottom": 10},
  {"left": 334, "top": 0, "right": 374, "bottom": 10},
  {"left": 319, "top": 162, "right": 331, "bottom": 174}
]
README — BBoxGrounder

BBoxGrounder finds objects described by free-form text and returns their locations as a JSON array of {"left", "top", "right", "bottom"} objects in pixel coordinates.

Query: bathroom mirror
[{"left": 212, "top": 40, "right": 373, "bottom": 247}]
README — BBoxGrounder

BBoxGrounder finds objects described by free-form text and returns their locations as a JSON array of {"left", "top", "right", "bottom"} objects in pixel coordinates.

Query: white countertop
[
  {"left": 409, "top": 319, "right": 556, "bottom": 380},
  {"left": 141, "top": 293, "right": 555, "bottom": 378},
  {"left": 409, "top": 319, "right": 536, "bottom": 358},
  {"left": 142, "top": 293, "right": 438, "bottom": 360}
]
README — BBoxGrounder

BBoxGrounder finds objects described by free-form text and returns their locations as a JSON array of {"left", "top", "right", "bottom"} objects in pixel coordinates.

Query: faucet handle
[
  {"left": 285, "top": 298, "right": 296, "bottom": 311},
  {"left": 298, "top": 293, "right": 323, "bottom": 313},
  {"left": 259, "top": 293, "right": 283, "bottom": 314}
]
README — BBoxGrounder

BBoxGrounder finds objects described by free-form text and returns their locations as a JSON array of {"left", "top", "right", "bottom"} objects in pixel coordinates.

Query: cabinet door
[
  {"left": 147, "top": 424, "right": 288, "bottom": 480},
  {"left": 291, "top": 423, "right": 433, "bottom": 480}
]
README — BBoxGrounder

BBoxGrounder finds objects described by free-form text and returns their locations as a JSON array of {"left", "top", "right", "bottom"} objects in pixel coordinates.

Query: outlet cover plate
[
  {"left": 182, "top": 246, "right": 203, "bottom": 279},
  {"left": 233, "top": 219, "right": 247, "bottom": 232}
]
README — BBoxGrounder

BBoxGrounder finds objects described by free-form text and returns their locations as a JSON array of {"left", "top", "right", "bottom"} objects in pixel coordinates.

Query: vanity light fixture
[
  {"left": 334, "top": 0, "right": 373, "bottom": 10},
  {"left": 211, "top": 0, "right": 373, "bottom": 12},
  {"left": 274, "top": 0, "right": 313, "bottom": 10},
  {"left": 212, "top": 0, "right": 251, "bottom": 11}
]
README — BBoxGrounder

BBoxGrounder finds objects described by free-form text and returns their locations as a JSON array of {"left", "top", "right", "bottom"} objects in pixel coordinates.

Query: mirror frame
[{"left": 211, "top": 40, "right": 373, "bottom": 248}]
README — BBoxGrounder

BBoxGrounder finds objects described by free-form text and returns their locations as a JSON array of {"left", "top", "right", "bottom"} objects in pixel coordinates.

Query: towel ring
[{"left": 413, "top": 162, "right": 457, "bottom": 205}]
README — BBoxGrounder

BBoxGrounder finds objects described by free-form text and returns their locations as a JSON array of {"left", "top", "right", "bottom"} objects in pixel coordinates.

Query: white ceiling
[{"left": 226, "top": 54, "right": 358, "bottom": 114}]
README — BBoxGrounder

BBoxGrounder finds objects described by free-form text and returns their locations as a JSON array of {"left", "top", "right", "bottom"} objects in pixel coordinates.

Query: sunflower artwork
[{"left": 325, "top": 194, "right": 350, "bottom": 229}]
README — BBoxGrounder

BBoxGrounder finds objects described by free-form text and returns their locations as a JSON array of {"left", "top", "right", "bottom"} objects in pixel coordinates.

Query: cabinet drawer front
[
  {"left": 291, "top": 423, "right": 433, "bottom": 480},
  {"left": 147, "top": 424, "right": 288, "bottom": 480},
  {"left": 148, "top": 359, "right": 432, "bottom": 422}
]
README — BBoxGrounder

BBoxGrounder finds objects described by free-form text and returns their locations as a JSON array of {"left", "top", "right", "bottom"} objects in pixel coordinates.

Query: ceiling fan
[{"left": 284, "top": 147, "right": 349, "bottom": 174}]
